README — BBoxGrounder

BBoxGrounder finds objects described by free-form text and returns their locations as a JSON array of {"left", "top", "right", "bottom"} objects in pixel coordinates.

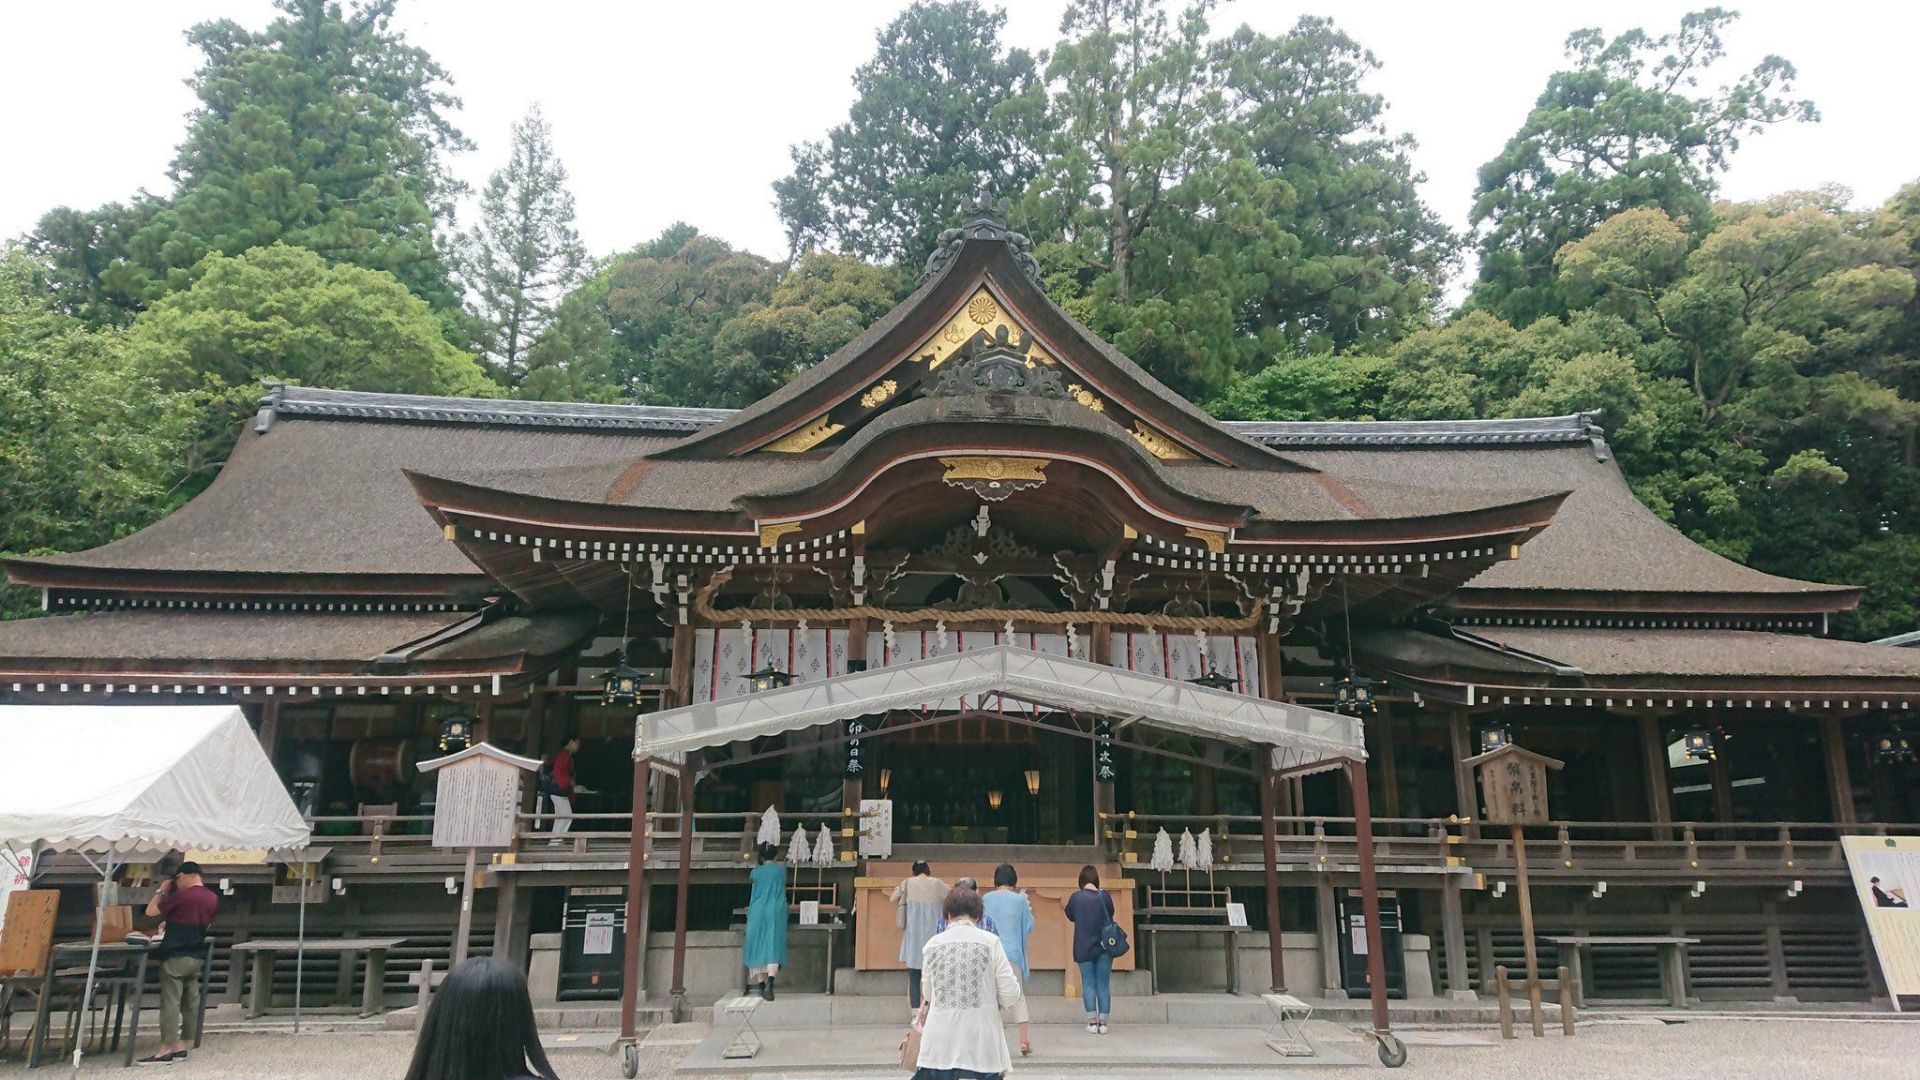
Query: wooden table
[
  {"left": 1546, "top": 935, "right": 1698, "bottom": 1007},
  {"left": 25, "top": 940, "right": 212, "bottom": 1069},
  {"left": 229, "top": 938, "right": 409, "bottom": 1017},
  {"left": 1138, "top": 922, "right": 1246, "bottom": 995}
]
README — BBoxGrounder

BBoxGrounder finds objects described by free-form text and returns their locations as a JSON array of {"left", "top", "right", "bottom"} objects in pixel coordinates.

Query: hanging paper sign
[
  {"left": 1095, "top": 717, "right": 1116, "bottom": 783},
  {"left": 583, "top": 911, "right": 615, "bottom": 955},
  {"left": 845, "top": 716, "right": 868, "bottom": 778}
]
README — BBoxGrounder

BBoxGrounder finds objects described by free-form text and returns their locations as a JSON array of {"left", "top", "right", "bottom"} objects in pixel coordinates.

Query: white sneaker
[
  {"left": 1086, "top": 1020, "right": 1099, "bottom": 1033},
  {"left": 1097, "top": 1021, "right": 1109, "bottom": 1035}
]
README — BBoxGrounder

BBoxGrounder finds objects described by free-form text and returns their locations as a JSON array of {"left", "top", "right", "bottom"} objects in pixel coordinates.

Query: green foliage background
[{"left": 5, "top": 0, "right": 1917, "bottom": 639}]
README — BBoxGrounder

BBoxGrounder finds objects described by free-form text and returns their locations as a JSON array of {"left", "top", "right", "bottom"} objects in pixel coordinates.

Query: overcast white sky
[{"left": 3, "top": 0, "right": 1913, "bottom": 271}]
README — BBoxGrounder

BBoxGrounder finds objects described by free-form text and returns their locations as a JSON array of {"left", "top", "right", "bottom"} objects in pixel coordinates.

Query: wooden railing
[{"left": 1101, "top": 812, "right": 1920, "bottom": 877}]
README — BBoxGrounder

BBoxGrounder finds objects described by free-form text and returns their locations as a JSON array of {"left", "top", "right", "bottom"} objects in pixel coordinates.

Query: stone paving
[{"left": 2, "top": 1016, "right": 1916, "bottom": 1078}]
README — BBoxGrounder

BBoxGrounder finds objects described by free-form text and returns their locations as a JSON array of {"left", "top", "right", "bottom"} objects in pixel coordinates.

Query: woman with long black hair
[{"left": 403, "top": 956, "right": 560, "bottom": 1080}]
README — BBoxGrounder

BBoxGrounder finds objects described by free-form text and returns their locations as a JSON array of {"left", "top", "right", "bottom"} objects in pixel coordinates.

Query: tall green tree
[
  {"left": 24, "top": 200, "right": 166, "bottom": 328},
  {"left": 774, "top": 0, "right": 1045, "bottom": 263},
  {"left": 0, "top": 248, "right": 194, "bottom": 618},
  {"left": 519, "top": 228, "right": 909, "bottom": 407},
  {"left": 460, "top": 105, "right": 588, "bottom": 381},
  {"left": 1027, "top": 0, "right": 1217, "bottom": 307},
  {"left": 123, "top": 244, "right": 496, "bottom": 483},
  {"left": 33, "top": 0, "right": 471, "bottom": 321},
  {"left": 1470, "top": 8, "right": 1816, "bottom": 326}
]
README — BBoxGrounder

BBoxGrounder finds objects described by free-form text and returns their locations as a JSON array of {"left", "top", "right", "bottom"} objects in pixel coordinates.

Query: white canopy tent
[
  {"left": 634, "top": 644, "right": 1366, "bottom": 772},
  {"left": 0, "top": 705, "right": 309, "bottom": 1073}
]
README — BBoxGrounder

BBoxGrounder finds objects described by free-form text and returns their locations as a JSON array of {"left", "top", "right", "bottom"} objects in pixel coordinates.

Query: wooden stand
[{"left": 1495, "top": 963, "right": 1574, "bottom": 1039}]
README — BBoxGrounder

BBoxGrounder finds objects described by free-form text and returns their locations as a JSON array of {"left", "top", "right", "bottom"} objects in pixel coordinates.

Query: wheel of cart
[
  {"left": 1352, "top": 1026, "right": 1407, "bottom": 1068},
  {"left": 620, "top": 1038, "right": 639, "bottom": 1078}
]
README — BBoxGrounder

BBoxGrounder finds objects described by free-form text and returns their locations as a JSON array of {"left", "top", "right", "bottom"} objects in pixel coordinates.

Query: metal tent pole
[
  {"left": 295, "top": 860, "right": 309, "bottom": 1034},
  {"left": 69, "top": 852, "right": 117, "bottom": 1079},
  {"left": 621, "top": 758, "right": 651, "bottom": 1041}
]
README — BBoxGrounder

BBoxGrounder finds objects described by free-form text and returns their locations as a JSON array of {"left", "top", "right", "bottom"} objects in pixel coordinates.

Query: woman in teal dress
[{"left": 743, "top": 843, "right": 789, "bottom": 999}]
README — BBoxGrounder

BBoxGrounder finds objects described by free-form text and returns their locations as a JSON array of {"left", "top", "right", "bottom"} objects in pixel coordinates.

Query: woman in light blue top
[{"left": 980, "top": 863, "right": 1035, "bottom": 982}]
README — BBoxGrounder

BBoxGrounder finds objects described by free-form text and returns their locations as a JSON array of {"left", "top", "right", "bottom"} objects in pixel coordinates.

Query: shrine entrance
[{"left": 874, "top": 715, "right": 1090, "bottom": 847}]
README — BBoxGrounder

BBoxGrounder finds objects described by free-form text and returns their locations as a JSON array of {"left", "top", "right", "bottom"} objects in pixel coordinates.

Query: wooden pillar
[
  {"left": 491, "top": 875, "right": 528, "bottom": 966},
  {"left": 1820, "top": 715, "right": 1857, "bottom": 825},
  {"left": 1259, "top": 759, "right": 1286, "bottom": 992},
  {"left": 1346, "top": 759, "right": 1391, "bottom": 1037},
  {"left": 256, "top": 700, "right": 282, "bottom": 761},
  {"left": 474, "top": 699, "right": 494, "bottom": 745},
  {"left": 1441, "top": 875, "right": 1475, "bottom": 1000},
  {"left": 1448, "top": 711, "right": 1478, "bottom": 838},
  {"left": 1375, "top": 707, "right": 1402, "bottom": 819},
  {"left": 1090, "top": 623, "right": 1115, "bottom": 840},
  {"left": 521, "top": 688, "right": 548, "bottom": 812},
  {"left": 1709, "top": 744, "right": 1736, "bottom": 823},
  {"left": 1638, "top": 713, "right": 1673, "bottom": 824},
  {"left": 1315, "top": 875, "right": 1342, "bottom": 997}
]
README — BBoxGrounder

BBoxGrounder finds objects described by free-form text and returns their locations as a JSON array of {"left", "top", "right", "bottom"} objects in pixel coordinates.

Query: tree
[
  {"left": 519, "top": 228, "right": 911, "bottom": 408},
  {"left": 774, "top": 0, "right": 1046, "bottom": 263},
  {"left": 461, "top": 105, "right": 588, "bottom": 380},
  {"left": 1470, "top": 8, "right": 1816, "bottom": 326},
  {"left": 0, "top": 248, "right": 194, "bottom": 618},
  {"left": 1028, "top": 0, "right": 1217, "bottom": 307},
  {"left": 35, "top": 0, "right": 472, "bottom": 321},
  {"left": 24, "top": 199, "right": 166, "bottom": 328},
  {"left": 123, "top": 244, "right": 496, "bottom": 482}
]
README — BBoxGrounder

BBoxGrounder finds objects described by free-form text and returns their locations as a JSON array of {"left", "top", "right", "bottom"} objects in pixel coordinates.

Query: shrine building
[{"left": 4, "top": 201, "right": 1918, "bottom": 1017}]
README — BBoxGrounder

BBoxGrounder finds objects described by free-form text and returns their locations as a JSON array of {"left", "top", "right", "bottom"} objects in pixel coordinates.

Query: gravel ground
[{"left": 2, "top": 1018, "right": 1914, "bottom": 1078}]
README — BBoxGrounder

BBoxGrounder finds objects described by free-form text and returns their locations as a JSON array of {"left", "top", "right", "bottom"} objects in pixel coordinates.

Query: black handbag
[{"left": 1100, "top": 918, "right": 1130, "bottom": 959}]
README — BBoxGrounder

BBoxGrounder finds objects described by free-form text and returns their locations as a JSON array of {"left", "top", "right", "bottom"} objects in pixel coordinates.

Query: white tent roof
[
  {"left": 634, "top": 645, "right": 1364, "bottom": 773},
  {"left": 0, "top": 705, "right": 310, "bottom": 856}
]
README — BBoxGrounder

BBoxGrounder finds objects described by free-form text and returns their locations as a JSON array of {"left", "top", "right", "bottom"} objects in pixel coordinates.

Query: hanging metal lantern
[
  {"left": 1478, "top": 722, "right": 1513, "bottom": 754},
  {"left": 1682, "top": 724, "right": 1717, "bottom": 762},
  {"left": 1876, "top": 722, "right": 1918, "bottom": 765},
  {"left": 1331, "top": 669, "right": 1381, "bottom": 717},
  {"left": 1188, "top": 667, "right": 1238, "bottom": 691},
  {"left": 601, "top": 660, "right": 643, "bottom": 706},
  {"left": 439, "top": 715, "right": 473, "bottom": 753},
  {"left": 747, "top": 663, "right": 794, "bottom": 694}
]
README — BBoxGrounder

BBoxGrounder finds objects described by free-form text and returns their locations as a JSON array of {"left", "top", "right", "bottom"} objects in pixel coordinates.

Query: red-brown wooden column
[
  {"left": 669, "top": 751, "right": 698, "bottom": 1022},
  {"left": 1346, "top": 758, "right": 1392, "bottom": 1039},
  {"left": 1821, "top": 715, "right": 1858, "bottom": 825}
]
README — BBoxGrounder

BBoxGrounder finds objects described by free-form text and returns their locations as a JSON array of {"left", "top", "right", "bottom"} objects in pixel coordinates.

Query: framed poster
[{"left": 1841, "top": 835, "right": 1920, "bottom": 1011}]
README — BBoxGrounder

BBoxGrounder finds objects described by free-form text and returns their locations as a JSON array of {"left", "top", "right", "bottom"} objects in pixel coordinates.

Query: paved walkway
[{"left": 3, "top": 1016, "right": 1915, "bottom": 1078}]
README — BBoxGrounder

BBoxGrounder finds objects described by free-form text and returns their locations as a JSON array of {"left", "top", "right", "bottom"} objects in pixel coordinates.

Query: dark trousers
[{"left": 908, "top": 967, "right": 924, "bottom": 1009}]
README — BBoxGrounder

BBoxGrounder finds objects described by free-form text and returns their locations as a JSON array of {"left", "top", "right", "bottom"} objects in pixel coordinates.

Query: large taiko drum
[{"left": 349, "top": 739, "right": 415, "bottom": 791}]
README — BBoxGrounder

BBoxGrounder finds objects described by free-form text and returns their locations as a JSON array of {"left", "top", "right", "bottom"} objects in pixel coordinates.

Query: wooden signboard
[
  {"left": 416, "top": 743, "right": 540, "bottom": 850},
  {"left": 1463, "top": 744, "right": 1563, "bottom": 827},
  {"left": 0, "top": 890, "right": 58, "bottom": 977}
]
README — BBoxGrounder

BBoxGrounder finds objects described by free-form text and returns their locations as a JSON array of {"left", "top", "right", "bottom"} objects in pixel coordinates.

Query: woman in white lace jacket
[{"left": 910, "top": 885, "right": 1030, "bottom": 1079}]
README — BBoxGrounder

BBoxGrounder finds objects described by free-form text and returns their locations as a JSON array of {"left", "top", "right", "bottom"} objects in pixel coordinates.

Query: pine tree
[{"left": 461, "top": 105, "right": 588, "bottom": 379}]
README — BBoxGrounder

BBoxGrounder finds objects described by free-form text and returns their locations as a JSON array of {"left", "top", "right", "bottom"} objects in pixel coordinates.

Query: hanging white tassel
[
  {"left": 882, "top": 619, "right": 896, "bottom": 652},
  {"left": 1004, "top": 618, "right": 1016, "bottom": 640},
  {"left": 1065, "top": 623, "right": 1079, "bottom": 658},
  {"left": 935, "top": 619, "right": 948, "bottom": 655}
]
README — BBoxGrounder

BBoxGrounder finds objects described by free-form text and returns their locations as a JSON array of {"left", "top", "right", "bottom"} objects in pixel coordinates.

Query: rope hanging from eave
[{"left": 691, "top": 566, "right": 1264, "bottom": 632}]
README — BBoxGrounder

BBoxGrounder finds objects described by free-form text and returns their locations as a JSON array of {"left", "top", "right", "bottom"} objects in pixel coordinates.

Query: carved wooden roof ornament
[{"left": 921, "top": 193, "right": 1044, "bottom": 288}]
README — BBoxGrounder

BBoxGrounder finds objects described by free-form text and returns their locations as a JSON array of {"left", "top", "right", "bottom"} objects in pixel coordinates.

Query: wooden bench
[
  {"left": 1545, "top": 935, "right": 1698, "bottom": 1007},
  {"left": 1260, "top": 993, "right": 1313, "bottom": 1056}
]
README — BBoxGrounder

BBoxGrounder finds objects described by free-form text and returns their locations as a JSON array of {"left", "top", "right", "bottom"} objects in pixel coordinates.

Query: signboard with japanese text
[{"left": 1842, "top": 835, "right": 1920, "bottom": 1010}]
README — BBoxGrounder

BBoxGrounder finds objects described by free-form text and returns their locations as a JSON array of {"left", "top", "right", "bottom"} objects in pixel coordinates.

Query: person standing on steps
[
  {"left": 744, "top": 843, "right": 789, "bottom": 999},
  {"left": 540, "top": 737, "right": 591, "bottom": 841},
  {"left": 891, "top": 860, "right": 947, "bottom": 1012},
  {"left": 1063, "top": 864, "right": 1115, "bottom": 1035},
  {"left": 909, "top": 884, "right": 1030, "bottom": 1077}
]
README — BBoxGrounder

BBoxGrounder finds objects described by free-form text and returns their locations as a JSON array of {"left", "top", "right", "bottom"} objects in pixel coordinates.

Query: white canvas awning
[
  {"left": 0, "top": 705, "right": 310, "bottom": 856},
  {"left": 634, "top": 645, "right": 1364, "bottom": 773}
]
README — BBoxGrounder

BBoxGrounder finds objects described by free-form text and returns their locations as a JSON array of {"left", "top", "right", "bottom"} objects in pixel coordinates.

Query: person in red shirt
[
  {"left": 139, "top": 861, "right": 218, "bottom": 1064},
  {"left": 544, "top": 738, "right": 581, "bottom": 841}
]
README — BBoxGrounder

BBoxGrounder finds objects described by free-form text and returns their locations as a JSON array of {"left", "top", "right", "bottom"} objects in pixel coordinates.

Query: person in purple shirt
[{"left": 138, "top": 861, "right": 217, "bottom": 1064}]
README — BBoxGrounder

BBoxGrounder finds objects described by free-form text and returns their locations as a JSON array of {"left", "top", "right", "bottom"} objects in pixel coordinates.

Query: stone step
[
  {"left": 829, "top": 967, "right": 1153, "bottom": 998},
  {"left": 707, "top": 992, "right": 1275, "bottom": 1029}
]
